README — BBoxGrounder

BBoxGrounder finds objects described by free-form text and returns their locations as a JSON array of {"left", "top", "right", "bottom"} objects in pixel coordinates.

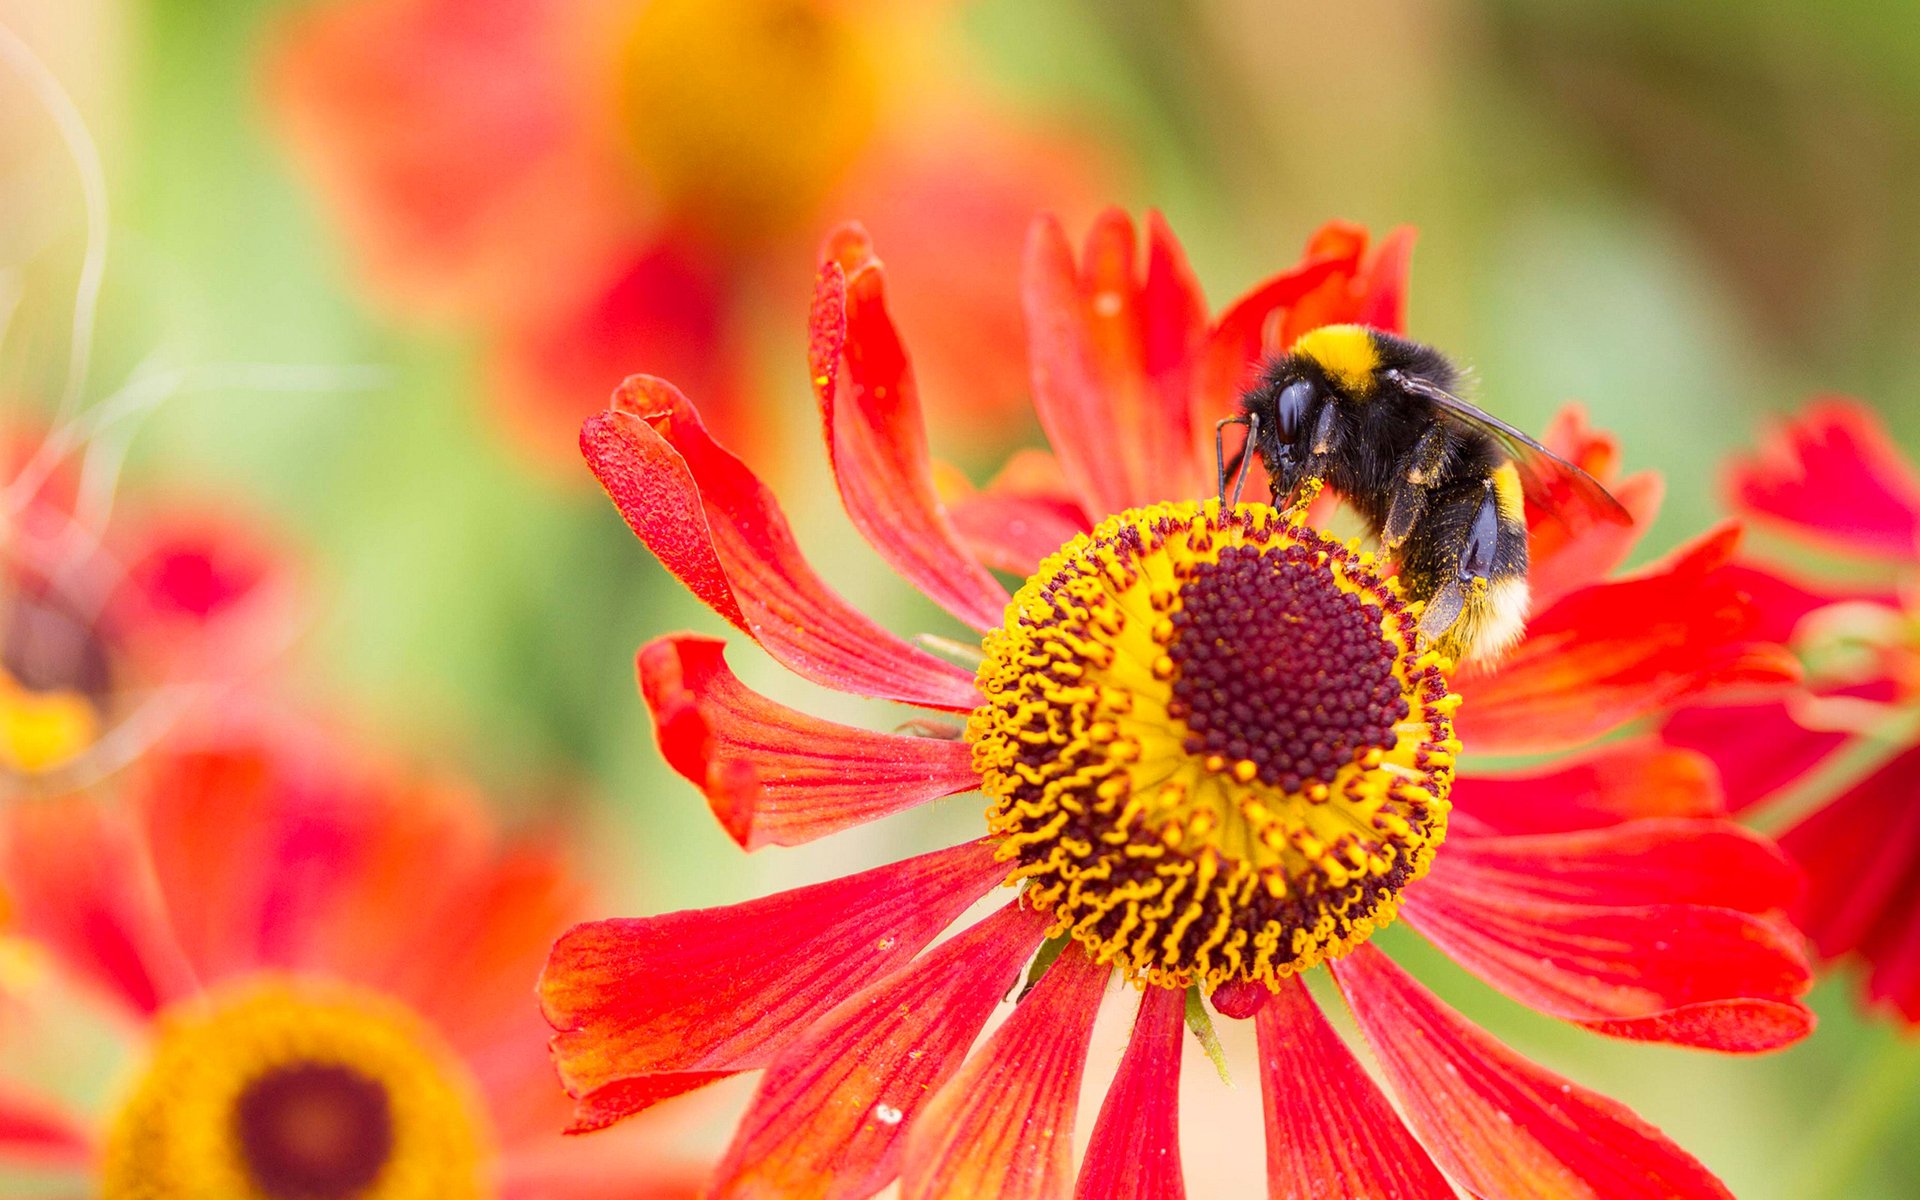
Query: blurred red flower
[
  {"left": 2, "top": 429, "right": 295, "bottom": 793},
  {"left": 266, "top": 0, "right": 1111, "bottom": 467},
  {"left": 542, "top": 212, "right": 1811, "bottom": 1198},
  {"left": 1665, "top": 399, "right": 1920, "bottom": 1024},
  {"left": 0, "top": 717, "right": 700, "bottom": 1197}
]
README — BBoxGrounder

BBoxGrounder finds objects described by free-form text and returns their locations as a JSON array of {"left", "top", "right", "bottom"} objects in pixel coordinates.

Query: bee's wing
[{"left": 1386, "top": 370, "right": 1633, "bottom": 527}]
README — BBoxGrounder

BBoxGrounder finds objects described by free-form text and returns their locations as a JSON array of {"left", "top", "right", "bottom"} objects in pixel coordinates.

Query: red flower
[
  {"left": 1665, "top": 398, "right": 1920, "bottom": 1023},
  {"left": 2, "top": 429, "right": 295, "bottom": 792},
  {"left": 0, "top": 717, "right": 700, "bottom": 1197},
  {"left": 545, "top": 211, "right": 1811, "bottom": 1197},
  {"left": 265, "top": 0, "right": 1113, "bottom": 466}
]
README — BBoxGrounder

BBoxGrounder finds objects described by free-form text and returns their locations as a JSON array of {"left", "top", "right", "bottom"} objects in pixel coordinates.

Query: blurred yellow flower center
[
  {"left": 102, "top": 979, "right": 490, "bottom": 1200},
  {"left": 618, "top": 0, "right": 879, "bottom": 246},
  {"left": 969, "top": 501, "right": 1459, "bottom": 992},
  {"left": 1, "top": 582, "right": 113, "bottom": 777}
]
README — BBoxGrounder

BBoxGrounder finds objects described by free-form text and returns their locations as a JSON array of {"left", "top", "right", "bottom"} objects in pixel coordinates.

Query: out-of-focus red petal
[
  {"left": 710, "top": 902, "right": 1049, "bottom": 1200},
  {"left": 1452, "top": 740, "right": 1723, "bottom": 836},
  {"left": 1273, "top": 222, "right": 1416, "bottom": 349},
  {"left": 1074, "top": 985, "right": 1187, "bottom": 1200},
  {"left": 1406, "top": 827, "right": 1813, "bottom": 1051},
  {"left": 580, "top": 377, "right": 979, "bottom": 711},
  {"left": 1334, "top": 946, "right": 1735, "bottom": 1200},
  {"left": 1455, "top": 525, "right": 1801, "bottom": 755},
  {"left": 1188, "top": 250, "right": 1350, "bottom": 431},
  {"left": 1780, "top": 741, "right": 1920, "bottom": 1021},
  {"left": 638, "top": 635, "right": 979, "bottom": 849},
  {"left": 1728, "top": 398, "right": 1920, "bottom": 560},
  {"left": 1254, "top": 976, "right": 1453, "bottom": 1200},
  {"left": 944, "top": 450, "right": 1092, "bottom": 577},
  {"left": 0, "top": 1088, "right": 93, "bottom": 1167},
  {"left": 809, "top": 228, "right": 1010, "bottom": 631},
  {"left": 2, "top": 795, "right": 193, "bottom": 1017},
  {"left": 539, "top": 840, "right": 1007, "bottom": 1131},
  {"left": 1664, "top": 696, "right": 1868, "bottom": 817},
  {"left": 1023, "top": 210, "right": 1211, "bottom": 515},
  {"left": 495, "top": 239, "right": 741, "bottom": 469},
  {"left": 900, "top": 942, "right": 1110, "bottom": 1200}
]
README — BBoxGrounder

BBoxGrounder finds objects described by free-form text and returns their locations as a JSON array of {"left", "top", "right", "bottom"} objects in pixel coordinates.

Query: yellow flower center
[
  {"left": 102, "top": 979, "right": 491, "bottom": 1200},
  {"left": 1, "top": 580, "right": 112, "bottom": 777},
  {"left": 617, "top": 0, "right": 880, "bottom": 247},
  {"left": 969, "top": 501, "right": 1459, "bottom": 992}
]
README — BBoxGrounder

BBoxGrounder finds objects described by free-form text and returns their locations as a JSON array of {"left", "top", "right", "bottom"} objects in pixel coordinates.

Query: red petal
[
  {"left": 639, "top": 635, "right": 979, "bottom": 849},
  {"left": 580, "top": 378, "right": 979, "bottom": 711},
  {"left": 1189, "top": 253, "right": 1350, "bottom": 429},
  {"left": 1409, "top": 820, "right": 1812, "bottom": 1050},
  {"left": 1728, "top": 398, "right": 1920, "bottom": 559},
  {"left": 946, "top": 450, "right": 1092, "bottom": 577},
  {"left": 1255, "top": 976, "right": 1453, "bottom": 1199},
  {"left": 1455, "top": 525, "right": 1801, "bottom": 755},
  {"left": 1663, "top": 697, "right": 1860, "bottom": 817},
  {"left": 1023, "top": 210, "right": 1211, "bottom": 515},
  {"left": 2, "top": 795, "right": 193, "bottom": 1016},
  {"left": 1523, "top": 406, "right": 1662, "bottom": 606},
  {"left": 711, "top": 902, "right": 1050, "bottom": 1200},
  {"left": 900, "top": 942, "right": 1110, "bottom": 1200},
  {"left": 0, "top": 1088, "right": 93, "bottom": 1166},
  {"left": 1452, "top": 739, "right": 1723, "bottom": 836},
  {"left": 1334, "top": 946, "right": 1735, "bottom": 1200},
  {"left": 1273, "top": 222, "right": 1416, "bottom": 348},
  {"left": 1780, "top": 742, "right": 1920, "bottom": 1018},
  {"left": 1074, "top": 985, "right": 1187, "bottom": 1200},
  {"left": 539, "top": 840, "right": 1007, "bottom": 1130},
  {"left": 809, "top": 227, "right": 1010, "bottom": 632}
]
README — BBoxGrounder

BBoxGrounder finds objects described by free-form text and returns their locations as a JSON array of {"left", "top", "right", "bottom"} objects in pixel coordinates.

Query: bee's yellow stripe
[
  {"left": 1491, "top": 462, "right": 1525, "bottom": 521},
  {"left": 1292, "top": 324, "right": 1380, "bottom": 396}
]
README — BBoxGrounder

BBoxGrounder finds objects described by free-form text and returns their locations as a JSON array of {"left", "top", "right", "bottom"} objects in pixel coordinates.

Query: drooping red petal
[
  {"left": 1023, "top": 209, "right": 1211, "bottom": 516},
  {"left": 710, "top": 902, "right": 1050, "bottom": 1200},
  {"left": 2, "top": 795, "right": 194, "bottom": 1017},
  {"left": 1451, "top": 739, "right": 1723, "bottom": 836},
  {"left": 809, "top": 226, "right": 1010, "bottom": 632},
  {"left": 539, "top": 840, "right": 1007, "bottom": 1130},
  {"left": 900, "top": 942, "right": 1110, "bottom": 1200},
  {"left": 1780, "top": 741, "right": 1920, "bottom": 1021},
  {"left": 0, "top": 1087, "right": 93, "bottom": 1167},
  {"left": 1405, "top": 825, "right": 1812, "bottom": 1051},
  {"left": 1074, "top": 985, "right": 1187, "bottom": 1200},
  {"left": 1334, "top": 946, "right": 1735, "bottom": 1200},
  {"left": 944, "top": 450, "right": 1093, "bottom": 577},
  {"left": 1727, "top": 398, "right": 1920, "bottom": 560},
  {"left": 1254, "top": 976, "right": 1453, "bottom": 1200},
  {"left": 638, "top": 635, "right": 979, "bottom": 849},
  {"left": 580, "top": 377, "right": 979, "bottom": 711},
  {"left": 1455, "top": 525, "right": 1801, "bottom": 755}
]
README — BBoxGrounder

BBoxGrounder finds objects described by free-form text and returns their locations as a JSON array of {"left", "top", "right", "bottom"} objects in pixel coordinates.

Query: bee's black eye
[{"left": 1275, "top": 380, "right": 1315, "bottom": 441}]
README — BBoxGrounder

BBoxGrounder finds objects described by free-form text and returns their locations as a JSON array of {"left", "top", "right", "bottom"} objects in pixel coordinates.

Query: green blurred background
[{"left": 4, "top": 0, "right": 1919, "bottom": 1195}]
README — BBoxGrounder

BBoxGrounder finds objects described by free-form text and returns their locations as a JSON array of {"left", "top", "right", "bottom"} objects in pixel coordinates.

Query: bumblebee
[{"left": 1219, "top": 324, "right": 1630, "bottom": 663}]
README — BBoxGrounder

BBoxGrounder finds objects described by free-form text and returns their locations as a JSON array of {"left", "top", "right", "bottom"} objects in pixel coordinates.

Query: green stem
[{"left": 1784, "top": 1028, "right": 1920, "bottom": 1200}]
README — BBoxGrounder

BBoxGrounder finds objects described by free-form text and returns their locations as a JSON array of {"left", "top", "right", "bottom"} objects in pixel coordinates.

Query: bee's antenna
[{"left": 1215, "top": 413, "right": 1252, "bottom": 504}]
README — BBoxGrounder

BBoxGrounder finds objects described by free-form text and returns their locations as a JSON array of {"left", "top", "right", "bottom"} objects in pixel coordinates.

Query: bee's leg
[
  {"left": 1383, "top": 427, "right": 1450, "bottom": 549},
  {"left": 1280, "top": 404, "right": 1340, "bottom": 510},
  {"left": 1409, "top": 477, "right": 1532, "bottom": 661},
  {"left": 1402, "top": 478, "right": 1497, "bottom": 650},
  {"left": 1215, "top": 414, "right": 1249, "bottom": 502}
]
